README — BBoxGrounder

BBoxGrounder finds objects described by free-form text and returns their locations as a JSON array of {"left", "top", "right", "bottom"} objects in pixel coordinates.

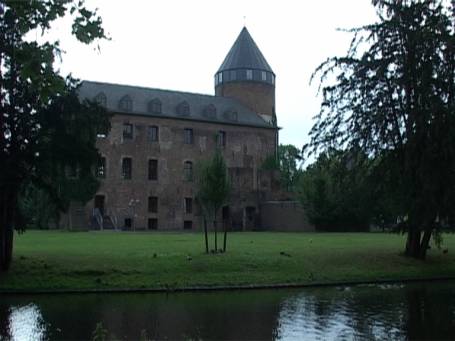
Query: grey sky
[{"left": 52, "top": 0, "right": 378, "bottom": 149}]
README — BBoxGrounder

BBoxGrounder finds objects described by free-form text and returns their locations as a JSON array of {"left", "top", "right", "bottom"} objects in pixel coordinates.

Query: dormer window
[
  {"left": 176, "top": 101, "right": 190, "bottom": 116},
  {"left": 119, "top": 95, "right": 133, "bottom": 112},
  {"left": 224, "top": 110, "right": 238, "bottom": 122},
  {"left": 148, "top": 98, "right": 162, "bottom": 114},
  {"left": 203, "top": 104, "right": 217, "bottom": 119},
  {"left": 94, "top": 92, "right": 107, "bottom": 107}
]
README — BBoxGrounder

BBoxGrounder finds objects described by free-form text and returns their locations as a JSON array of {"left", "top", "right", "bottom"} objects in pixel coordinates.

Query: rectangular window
[
  {"left": 217, "top": 131, "right": 226, "bottom": 148},
  {"left": 148, "top": 196, "right": 158, "bottom": 213},
  {"left": 96, "top": 157, "right": 106, "bottom": 178},
  {"left": 124, "top": 218, "right": 132, "bottom": 229},
  {"left": 184, "top": 197, "right": 193, "bottom": 214},
  {"left": 123, "top": 123, "right": 133, "bottom": 139},
  {"left": 184, "top": 128, "right": 193, "bottom": 144},
  {"left": 122, "top": 157, "right": 132, "bottom": 179},
  {"left": 261, "top": 71, "right": 267, "bottom": 81},
  {"left": 184, "top": 161, "right": 193, "bottom": 182},
  {"left": 148, "top": 218, "right": 158, "bottom": 230},
  {"left": 184, "top": 220, "right": 193, "bottom": 230},
  {"left": 246, "top": 69, "right": 253, "bottom": 80},
  {"left": 148, "top": 125, "right": 159, "bottom": 142},
  {"left": 148, "top": 159, "right": 158, "bottom": 180}
]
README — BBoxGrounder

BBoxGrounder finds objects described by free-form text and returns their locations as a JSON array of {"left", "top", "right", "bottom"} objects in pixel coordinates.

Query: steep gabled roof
[
  {"left": 217, "top": 27, "right": 274, "bottom": 73},
  {"left": 78, "top": 81, "right": 275, "bottom": 129}
]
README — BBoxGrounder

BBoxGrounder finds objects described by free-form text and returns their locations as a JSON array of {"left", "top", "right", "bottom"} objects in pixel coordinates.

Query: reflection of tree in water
[
  {"left": 340, "top": 285, "right": 406, "bottom": 340},
  {"left": 33, "top": 294, "right": 105, "bottom": 339},
  {"left": 36, "top": 290, "right": 284, "bottom": 340},
  {"left": 0, "top": 302, "right": 11, "bottom": 340},
  {"left": 404, "top": 285, "right": 455, "bottom": 340}
]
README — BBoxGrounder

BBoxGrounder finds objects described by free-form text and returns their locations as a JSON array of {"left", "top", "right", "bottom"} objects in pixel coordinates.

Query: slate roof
[
  {"left": 78, "top": 81, "right": 275, "bottom": 129},
  {"left": 217, "top": 27, "right": 274, "bottom": 74}
]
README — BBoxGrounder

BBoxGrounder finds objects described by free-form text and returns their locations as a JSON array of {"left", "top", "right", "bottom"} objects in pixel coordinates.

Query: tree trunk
[
  {"left": 0, "top": 190, "right": 14, "bottom": 271},
  {"left": 405, "top": 228, "right": 421, "bottom": 258},
  {"left": 419, "top": 229, "right": 432, "bottom": 260},
  {"left": 0, "top": 224, "right": 6, "bottom": 271},
  {"left": 203, "top": 218, "right": 209, "bottom": 254},
  {"left": 223, "top": 218, "right": 227, "bottom": 252},
  {"left": 213, "top": 211, "right": 217, "bottom": 251}
]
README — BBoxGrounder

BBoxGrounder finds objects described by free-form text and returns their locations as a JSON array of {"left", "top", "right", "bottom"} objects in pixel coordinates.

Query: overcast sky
[{"left": 51, "top": 0, "right": 379, "bottom": 149}]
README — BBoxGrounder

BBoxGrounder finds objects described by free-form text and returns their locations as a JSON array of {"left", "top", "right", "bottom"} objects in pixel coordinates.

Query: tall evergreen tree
[
  {"left": 0, "top": 0, "right": 109, "bottom": 271},
  {"left": 309, "top": 0, "right": 455, "bottom": 259},
  {"left": 298, "top": 149, "right": 375, "bottom": 231}
]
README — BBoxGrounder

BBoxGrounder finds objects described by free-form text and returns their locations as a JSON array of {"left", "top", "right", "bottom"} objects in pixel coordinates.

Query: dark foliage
[
  {"left": 0, "top": 0, "right": 109, "bottom": 270},
  {"left": 308, "top": 0, "right": 455, "bottom": 259},
  {"left": 298, "top": 149, "right": 375, "bottom": 231},
  {"left": 262, "top": 144, "right": 303, "bottom": 192}
]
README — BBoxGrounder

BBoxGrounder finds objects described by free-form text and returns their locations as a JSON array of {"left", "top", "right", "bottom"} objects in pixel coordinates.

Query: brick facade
[
  {"left": 215, "top": 81, "right": 275, "bottom": 120},
  {"left": 92, "top": 114, "right": 277, "bottom": 230}
]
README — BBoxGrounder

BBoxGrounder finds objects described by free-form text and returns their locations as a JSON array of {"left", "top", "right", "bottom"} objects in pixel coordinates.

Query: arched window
[
  {"left": 176, "top": 101, "right": 190, "bottom": 116},
  {"left": 148, "top": 98, "right": 162, "bottom": 114},
  {"left": 94, "top": 92, "right": 107, "bottom": 107},
  {"left": 119, "top": 95, "right": 133, "bottom": 112},
  {"left": 184, "top": 161, "right": 193, "bottom": 181},
  {"left": 203, "top": 104, "right": 217, "bottom": 119}
]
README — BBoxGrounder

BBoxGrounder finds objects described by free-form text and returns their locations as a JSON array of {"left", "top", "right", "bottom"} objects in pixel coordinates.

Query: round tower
[{"left": 215, "top": 27, "right": 276, "bottom": 125}]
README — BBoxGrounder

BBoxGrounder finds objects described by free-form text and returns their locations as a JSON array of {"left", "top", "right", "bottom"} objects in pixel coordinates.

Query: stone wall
[
  {"left": 66, "top": 113, "right": 278, "bottom": 231},
  {"left": 259, "top": 201, "right": 314, "bottom": 232}
]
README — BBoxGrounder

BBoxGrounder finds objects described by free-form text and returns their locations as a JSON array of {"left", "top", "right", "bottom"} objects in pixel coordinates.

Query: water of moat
[{"left": 0, "top": 280, "right": 454, "bottom": 340}]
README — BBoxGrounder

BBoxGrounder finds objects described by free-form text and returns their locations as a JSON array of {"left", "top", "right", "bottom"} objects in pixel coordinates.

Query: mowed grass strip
[{"left": 1, "top": 230, "right": 455, "bottom": 291}]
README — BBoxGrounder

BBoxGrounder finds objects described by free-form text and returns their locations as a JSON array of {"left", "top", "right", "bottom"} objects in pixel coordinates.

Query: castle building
[{"left": 65, "top": 27, "right": 284, "bottom": 231}]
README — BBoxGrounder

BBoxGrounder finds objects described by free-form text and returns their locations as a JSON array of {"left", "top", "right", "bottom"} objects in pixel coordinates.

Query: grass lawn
[{"left": 1, "top": 230, "right": 454, "bottom": 291}]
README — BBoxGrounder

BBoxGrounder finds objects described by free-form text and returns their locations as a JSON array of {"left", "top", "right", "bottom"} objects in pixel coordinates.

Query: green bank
[{"left": 1, "top": 231, "right": 454, "bottom": 291}]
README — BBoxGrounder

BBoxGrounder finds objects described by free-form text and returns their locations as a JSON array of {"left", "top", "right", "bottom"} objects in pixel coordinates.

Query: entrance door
[
  {"left": 244, "top": 206, "right": 256, "bottom": 229},
  {"left": 222, "top": 206, "right": 230, "bottom": 231},
  {"left": 94, "top": 195, "right": 105, "bottom": 216}
]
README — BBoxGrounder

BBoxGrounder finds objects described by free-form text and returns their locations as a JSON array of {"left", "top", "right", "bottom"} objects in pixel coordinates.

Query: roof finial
[{"left": 243, "top": 15, "right": 246, "bottom": 27}]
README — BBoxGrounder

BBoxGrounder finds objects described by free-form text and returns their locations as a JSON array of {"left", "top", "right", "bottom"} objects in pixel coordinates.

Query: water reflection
[
  {"left": 1, "top": 304, "right": 46, "bottom": 341},
  {"left": 0, "top": 281, "right": 454, "bottom": 340}
]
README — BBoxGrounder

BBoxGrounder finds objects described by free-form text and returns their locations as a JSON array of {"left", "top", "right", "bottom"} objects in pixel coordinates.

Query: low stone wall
[{"left": 259, "top": 201, "right": 314, "bottom": 232}]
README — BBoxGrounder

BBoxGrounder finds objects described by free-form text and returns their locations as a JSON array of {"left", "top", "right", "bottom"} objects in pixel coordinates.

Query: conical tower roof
[{"left": 217, "top": 27, "right": 274, "bottom": 73}]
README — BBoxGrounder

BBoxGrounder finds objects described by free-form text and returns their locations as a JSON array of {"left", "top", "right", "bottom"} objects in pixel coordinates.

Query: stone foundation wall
[{"left": 259, "top": 201, "right": 314, "bottom": 232}]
